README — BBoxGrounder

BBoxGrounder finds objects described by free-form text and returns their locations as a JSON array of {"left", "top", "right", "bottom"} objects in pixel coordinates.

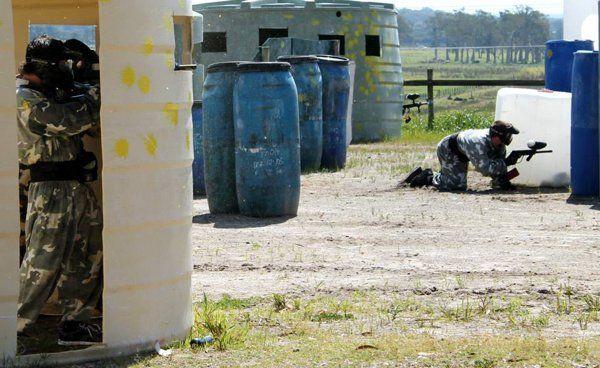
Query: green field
[{"left": 400, "top": 49, "right": 545, "bottom": 115}]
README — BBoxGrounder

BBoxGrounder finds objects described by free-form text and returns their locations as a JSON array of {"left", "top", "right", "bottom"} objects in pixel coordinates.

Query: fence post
[{"left": 427, "top": 68, "right": 434, "bottom": 130}]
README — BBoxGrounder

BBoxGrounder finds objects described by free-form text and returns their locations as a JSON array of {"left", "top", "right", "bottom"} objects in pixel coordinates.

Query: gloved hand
[
  {"left": 504, "top": 151, "right": 520, "bottom": 166},
  {"left": 496, "top": 174, "right": 516, "bottom": 191}
]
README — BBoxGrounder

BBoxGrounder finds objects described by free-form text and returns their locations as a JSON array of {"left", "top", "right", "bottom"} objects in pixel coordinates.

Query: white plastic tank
[
  {"left": 564, "top": 0, "right": 599, "bottom": 49},
  {"left": 0, "top": 1, "right": 19, "bottom": 359},
  {"left": 1, "top": 0, "right": 199, "bottom": 364},
  {"left": 495, "top": 88, "right": 572, "bottom": 187}
]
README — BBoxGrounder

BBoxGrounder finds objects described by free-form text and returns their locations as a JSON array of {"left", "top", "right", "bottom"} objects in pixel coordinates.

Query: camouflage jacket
[
  {"left": 456, "top": 129, "right": 507, "bottom": 177},
  {"left": 16, "top": 80, "right": 100, "bottom": 165}
]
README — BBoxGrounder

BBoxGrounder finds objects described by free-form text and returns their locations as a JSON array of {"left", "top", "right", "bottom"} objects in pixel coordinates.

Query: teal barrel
[
  {"left": 317, "top": 55, "right": 350, "bottom": 170},
  {"left": 277, "top": 55, "right": 323, "bottom": 172},
  {"left": 570, "top": 51, "right": 599, "bottom": 196},
  {"left": 202, "top": 62, "right": 239, "bottom": 214},
  {"left": 545, "top": 40, "right": 594, "bottom": 92},
  {"left": 234, "top": 62, "right": 301, "bottom": 217},
  {"left": 191, "top": 101, "right": 205, "bottom": 195}
]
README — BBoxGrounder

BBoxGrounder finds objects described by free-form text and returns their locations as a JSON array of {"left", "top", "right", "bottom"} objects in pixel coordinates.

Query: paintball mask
[
  {"left": 64, "top": 39, "right": 100, "bottom": 85},
  {"left": 490, "top": 120, "right": 520, "bottom": 146},
  {"left": 23, "top": 35, "right": 81, "bottom": 100}
]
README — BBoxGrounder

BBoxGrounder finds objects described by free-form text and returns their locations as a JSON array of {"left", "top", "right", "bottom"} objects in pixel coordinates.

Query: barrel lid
[
  {"left": 237, "top": 62, "right": 291, "bottom": 72},
  {"left": 546, "top": 39, "right": 594, "bottom": 45},
  {"left": 316, "top": 55, "right": 350, "bottom": 65},
  {"left": 277, "top": 55, "right": 318, "bottom": 64},
  {"left": 207, "top": 62, "right": 239, "bottom": 72}
]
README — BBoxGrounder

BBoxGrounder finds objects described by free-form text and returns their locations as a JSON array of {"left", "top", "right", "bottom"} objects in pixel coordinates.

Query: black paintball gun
[
  {"left": 506, "top": 140, "right": 553, "bottom": 164},
  {"left": 402, "top": 93, "right": 428, "bottom": 115}
]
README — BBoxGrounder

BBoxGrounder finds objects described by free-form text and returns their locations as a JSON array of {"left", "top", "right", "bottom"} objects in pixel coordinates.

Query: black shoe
[
  {"left": 410, "top": 169, "right": 434, "bottom": 188},
  {"left": 398, "top": 166, "right": 422, "bottom": 187},
  {"left": 58, "top": 321, "right": 102, "bottom": 346}
]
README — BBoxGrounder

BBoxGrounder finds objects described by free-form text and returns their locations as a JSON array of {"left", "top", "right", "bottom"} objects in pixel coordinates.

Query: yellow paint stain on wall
[
  {"left": 179, "top": 0, "right": 186, "bottom": 9},
  {"left": 163, "top": 13, "right": 174, "bottom": 29},
  {"left": 186, "top": 131, "right": 191, "bottom": 151},
  {"left": 311, "top": 19, "right": 320, "bottom": 26},
  {"left": 283, "top": 14, "right": 294, "bottom": 19},
  {"left": 163, "top": 103, "right": 179, "bottom": 127},
  {"left": 114, "top": 139, "right": 129, "bottom": 159},
  {"left": 144, "top": 134, "right": 158, "bottom": 156},
  {"left": 165, "top": 55, "right": 175, "bottom": 69},
  {"left": 138, "top": 76, "right": 151, "bottom": 94},
  {"left": 342, "top": 13, "right": 353, "bottom": 22},
  {"left": 121, "top": 66, "right": 136, "bottom": 87},
  {"left": 143, "top": 37, "right": 154, "bottom": 55}
]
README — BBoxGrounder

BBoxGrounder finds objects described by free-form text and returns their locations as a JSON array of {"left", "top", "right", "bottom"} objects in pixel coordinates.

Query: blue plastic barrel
[
  {"left": 277, "top": 55, "right": 323, "bottom": 172},
  {"left": 192, "top": 101, "right": 205, "bottom": 196},
  {"left": 546, "top": 40, "right": 594, "bottom": 92},
  {"left": 202, "top": 62, "right": 239, "bottom": 214},
  {"left": 234, "top": 62, "right": 301, "bottom": 217},
  {"left": 571, "top": 51, "right": 599, "bottom": 197},
  {"left": 317, "top": 55, "right": 350, "bottom": 170}
]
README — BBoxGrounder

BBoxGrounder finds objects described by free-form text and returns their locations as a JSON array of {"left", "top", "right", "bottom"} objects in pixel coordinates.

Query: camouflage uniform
[
  {"left": 16, "top": 83, "right": 103, "bottom": 332},
  {"left": 432, "top": 129, "right": 507, "bottom": 191},
  {"left": 19, "top": 167, "right": 30, "bottom": 264}
]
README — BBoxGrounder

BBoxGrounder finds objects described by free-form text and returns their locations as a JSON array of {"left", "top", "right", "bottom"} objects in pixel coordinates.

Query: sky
[{"left": 193, "top": 0, "right": 564, "bottom": 16}]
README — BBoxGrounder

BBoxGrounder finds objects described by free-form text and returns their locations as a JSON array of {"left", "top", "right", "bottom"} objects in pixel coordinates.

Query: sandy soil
[{"left": 191, "top": 143, "right": 600, "bottom": 336}]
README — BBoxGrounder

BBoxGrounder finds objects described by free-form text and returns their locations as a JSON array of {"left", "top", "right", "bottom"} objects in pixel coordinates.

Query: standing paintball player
[
  {"left": 16, "top": 35, "right": 103, "bottom": 345},
  {"left": 403, "top": 121, "right": 521, "bottom": 191}
]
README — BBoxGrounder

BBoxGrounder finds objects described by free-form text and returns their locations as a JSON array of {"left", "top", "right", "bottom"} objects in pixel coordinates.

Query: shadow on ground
[
  {"left": 567, "top": 195, "right": 600, "bottom": 211},
  {"left": 193, "top": 213, "right": 294, "bottom": 229}
]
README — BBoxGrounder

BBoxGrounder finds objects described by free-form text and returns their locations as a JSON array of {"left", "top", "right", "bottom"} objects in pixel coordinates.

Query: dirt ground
[{"left": 191, "top": 142, "right": 600, "bottom": 338}]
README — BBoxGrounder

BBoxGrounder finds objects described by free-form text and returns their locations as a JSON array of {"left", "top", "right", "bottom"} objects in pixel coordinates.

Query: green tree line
[{"left": 398, "top": 6, "right": 561, "bottom": 47}]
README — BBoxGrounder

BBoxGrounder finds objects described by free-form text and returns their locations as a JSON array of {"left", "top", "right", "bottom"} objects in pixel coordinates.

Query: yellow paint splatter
[
  {"left": 311, "top": 19, "right": 321, "bottom": 26},
  {"left": 114, "top": 139, "right": 129, "bottom": 159},
  {"left": 163, "top": 103, "right": 179, "bottom": 127},
  {"left": 138, "top": 76, "right": 151, "bottom": 94},
  {"left": 163, "top": 14, "right": 174, "bottom": 30},
  {"left": 144, "top": 134, "right": 158, "bottom": 156},
  {"left": 283, "top": 14, "right": 294, "bottom": 19},
  {"left": 165, "top": 55, "right": 175, "bottom": 69},
  {"left": 121, "top": 66, "right": 136, "bottom": 87},
  {"left": 143, "top": 37, "right": 154, "bottom": 55},
  {"left": 186, "top": 131, "right": 191, "bottom": 151},
  {"left": 179, "top": 0, "right": 186, "bottom": 9},
  {"left": 21, "top": 100, "right": 30, "bottom": 110},
  {"left": 342, "top": 13, "right": 353, "bottom": 22}
]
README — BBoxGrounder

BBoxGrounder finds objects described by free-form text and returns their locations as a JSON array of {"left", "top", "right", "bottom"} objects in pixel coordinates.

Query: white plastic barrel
[
  {"left": 1, "top": 0, "right": 196, "bottom": 364},
  {"left": 495, "top": 88, "right": 572, "bottom": 187},
  {"left": 0, "top": 1, "right": 19, "bottom": 360},
  {"left": 564, "top": 0, "right": 599, "bottom": 49}
]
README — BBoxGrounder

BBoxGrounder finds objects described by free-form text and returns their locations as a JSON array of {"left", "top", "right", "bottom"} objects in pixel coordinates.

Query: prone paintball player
[
  {"left": 17, "top": 35, "right": 103, "bottom": 345},
  {"left": 402, "top": 120, "right": 521, "bottom": 191}
]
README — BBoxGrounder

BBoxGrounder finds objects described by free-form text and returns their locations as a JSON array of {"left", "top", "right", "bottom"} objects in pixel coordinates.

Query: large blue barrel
[
  {"left": 234, "top": 62, "right": 301, "bottom": 217},
  {"left": 571, "top": 51, "right": 599, "bottom": 196},
  {"left": 202, "top": 62, "right": 239, "bottom": 213},
  {"left": 317, "top": 55, "right": 350, "bottom": 170},
  {"left": 192, "top": 101, "right": 205, "bottom": 196},
  {"left": 546, "top": 40, "right": 594, "bottom": 92},
  {"left": 277, "top": 55, "right": 323, "bottom": 172}
]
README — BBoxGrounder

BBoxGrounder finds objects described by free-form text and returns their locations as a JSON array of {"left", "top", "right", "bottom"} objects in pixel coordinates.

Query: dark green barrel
[
  {"left": 202, "top": 62, "right": 239, "bottom": 214},
  {"left": 277, "top": 55, "right": 323, "bottom": 172},
  {"left": 234, "top": 62, "right": 301, "bottom": 217}
]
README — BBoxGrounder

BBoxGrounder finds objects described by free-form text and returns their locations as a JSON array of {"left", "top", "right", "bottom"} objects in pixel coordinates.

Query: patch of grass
[
  {"left": 195, "top": 294, "right": 248, "bottom": 351},
  {"left": 272, "top": 294, "right": 287, "bottom": 312}
]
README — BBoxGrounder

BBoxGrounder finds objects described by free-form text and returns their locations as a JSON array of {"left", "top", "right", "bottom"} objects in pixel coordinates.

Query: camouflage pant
[
  {"left": 19, "top": 167, "right": 30, "bottom": 264},
  {"left": 432, "top": 135, "right": 468, "bottom": 191},
  {"left": 18, "top": 180, "right": 103, "bottom": 332}
]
